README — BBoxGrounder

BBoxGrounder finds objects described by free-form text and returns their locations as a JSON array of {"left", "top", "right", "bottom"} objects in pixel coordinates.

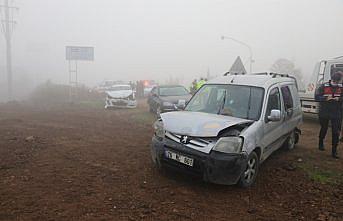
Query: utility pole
[{"left": 1, "top": 0, "right": 18, "bottom": 100}]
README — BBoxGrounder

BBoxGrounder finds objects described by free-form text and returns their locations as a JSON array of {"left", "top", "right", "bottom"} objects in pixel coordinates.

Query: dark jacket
[{"left": 315, "top": 81, "right": 343, "bottom": 119}]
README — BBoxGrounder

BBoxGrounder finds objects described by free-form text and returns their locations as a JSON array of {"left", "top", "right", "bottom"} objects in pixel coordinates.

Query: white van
[
  {"left": 151, "top": 73, "right": 302, "bottom": 187},
  {"left": 300, "top": 56, "right": 343, "bottom": 114}
]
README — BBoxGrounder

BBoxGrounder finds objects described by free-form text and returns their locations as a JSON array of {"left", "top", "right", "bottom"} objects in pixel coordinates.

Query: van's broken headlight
[
  {"left": 213, "top": 137, "right": 243, "bottom": 154},
  {"left": 153, "top": 120, "right": 165, "bottom": 139}
]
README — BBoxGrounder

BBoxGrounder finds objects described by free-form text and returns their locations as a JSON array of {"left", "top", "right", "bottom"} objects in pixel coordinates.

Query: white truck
[{"left": 299, "top": 56, "right": 343, "bottom": 114}]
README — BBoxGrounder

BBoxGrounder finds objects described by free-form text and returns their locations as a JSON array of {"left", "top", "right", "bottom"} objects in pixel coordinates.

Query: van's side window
[
  {"left": 290, "top": 84, "right": 301, "bottom": 107},
  {"left": 265, "top": 87, "right": 281, "bottom": 119},
  {"left": 281, "top": 86, "right": 294, "bottom": 111}
]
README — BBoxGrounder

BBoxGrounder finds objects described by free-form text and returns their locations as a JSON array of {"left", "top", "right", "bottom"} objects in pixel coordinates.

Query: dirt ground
[{"left": 0, "top": 100, "right": 342, "bottom": 221}]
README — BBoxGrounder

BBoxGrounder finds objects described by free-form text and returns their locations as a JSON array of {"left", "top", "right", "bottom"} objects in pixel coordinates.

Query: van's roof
[
  {"left": 207, "top": 73, "right": 295, "bottom": 88},
  {"left": 322, "top": 56, "right": 343, "bottom": 64}
]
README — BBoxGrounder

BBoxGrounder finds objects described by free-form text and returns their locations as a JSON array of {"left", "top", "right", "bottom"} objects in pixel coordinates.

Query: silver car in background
[{"left": 151, "top": 73, "right": 302, "bottom": 187}]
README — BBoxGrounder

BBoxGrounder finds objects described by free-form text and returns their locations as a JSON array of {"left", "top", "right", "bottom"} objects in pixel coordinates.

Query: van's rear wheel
[{"left": 238, "top": 151, "right": 259, "bottom": 188}]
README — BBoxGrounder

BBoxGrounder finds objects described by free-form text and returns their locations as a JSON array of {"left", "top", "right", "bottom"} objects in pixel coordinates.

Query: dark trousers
[{"left": 319, "top": 117, "right": 340, "bottom": 147}]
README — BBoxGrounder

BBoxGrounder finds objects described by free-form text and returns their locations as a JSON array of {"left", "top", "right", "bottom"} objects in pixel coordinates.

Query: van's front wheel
[
  {"left": 283, "top": 131, "right": 296, "bottom": 150},
  {"left": 238, "top": 151, "right": 259, "bottom": 188}
]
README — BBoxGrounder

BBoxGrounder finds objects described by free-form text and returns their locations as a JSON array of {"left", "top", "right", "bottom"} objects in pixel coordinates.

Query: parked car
[
  {"left": 151, "top": 73, "right": 302, "bottom": 187},
  {"left": 147, "top": 85, "right": 192, "bottom": 115},
  {"left": 105, "top": 84, "right": 137, "bottom": 109}
]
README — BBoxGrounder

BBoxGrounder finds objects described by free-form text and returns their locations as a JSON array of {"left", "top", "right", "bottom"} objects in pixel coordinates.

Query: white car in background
[{"left": 105, "top": 85, "right": 137, "bottom": 109}]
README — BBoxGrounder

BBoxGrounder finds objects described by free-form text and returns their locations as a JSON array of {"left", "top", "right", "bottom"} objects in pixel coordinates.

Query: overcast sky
[{"left": 0, "top": 0, "right": 342, "bottom": 90}]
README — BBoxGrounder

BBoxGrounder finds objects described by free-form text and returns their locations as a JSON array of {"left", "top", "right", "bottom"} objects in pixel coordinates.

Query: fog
[{"left": 0, "top": 0, "right": 343, "bottom": 101}]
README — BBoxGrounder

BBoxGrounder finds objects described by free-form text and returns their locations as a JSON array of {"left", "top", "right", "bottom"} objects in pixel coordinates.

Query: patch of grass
[
  {"left": 298, "top": 163, "right": 343, "bottom": 185},
  {"left": 310, "top": 171, "right": 335, "bottom": 184},
  {"left": 79, "top": 100, "right": 104, "bottom": 109}
]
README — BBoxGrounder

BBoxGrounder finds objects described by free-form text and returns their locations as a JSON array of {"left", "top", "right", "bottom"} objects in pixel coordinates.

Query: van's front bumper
[{"left": 151, "top": 136, "right": 248, "bottom": 185}]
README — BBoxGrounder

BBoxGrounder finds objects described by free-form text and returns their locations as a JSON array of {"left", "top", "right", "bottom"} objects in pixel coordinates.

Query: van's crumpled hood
[
  {"left": 106, "top": 90, "right": 133, "bottom": 99},
  {"left": 161, "top": 111, "right": 252, "bottom": 137}
]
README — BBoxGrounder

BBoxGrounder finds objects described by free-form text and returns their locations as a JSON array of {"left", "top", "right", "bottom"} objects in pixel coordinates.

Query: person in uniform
[
  {"left": 196, "top": 78, "right": 206, "bottom": 90},
  {"left": 315, "top": 72, "right": 343, "bottom": 159}
]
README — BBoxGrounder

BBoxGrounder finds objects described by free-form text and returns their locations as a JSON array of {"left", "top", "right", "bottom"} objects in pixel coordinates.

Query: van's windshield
[
  {"left": 330, "top": 64, "right": 343, "bottom": 78},
  {"left": 185, "top": 84, "right": 264, "bottom": 120}
]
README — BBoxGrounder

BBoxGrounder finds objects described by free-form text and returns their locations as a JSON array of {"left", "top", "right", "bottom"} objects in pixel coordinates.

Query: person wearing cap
[{"left": 315, "top": 72, "right": 343, "bottom": 159}]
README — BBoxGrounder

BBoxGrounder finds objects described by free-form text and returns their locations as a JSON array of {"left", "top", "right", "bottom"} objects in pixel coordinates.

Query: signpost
[
  {"left": 66, "top": 46, "right": 94, "bottom": 61},
  {"left": 66, "top": 46, "right": 94, "bottom": 102}
]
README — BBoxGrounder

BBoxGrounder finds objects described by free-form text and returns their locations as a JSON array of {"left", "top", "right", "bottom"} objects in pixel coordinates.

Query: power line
[{"left": 0, "top": 0, "right": 18, "bottom": 100}]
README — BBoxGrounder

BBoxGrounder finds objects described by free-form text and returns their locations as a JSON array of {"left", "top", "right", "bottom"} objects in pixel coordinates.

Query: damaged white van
[{"left": 151, "top": 73, "right": 302, "bottom": 187}]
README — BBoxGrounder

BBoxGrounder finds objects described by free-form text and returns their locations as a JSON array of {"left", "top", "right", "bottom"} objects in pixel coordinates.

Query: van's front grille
[{"left": 165, "top": 131, "right": 213, "bottom": 148}]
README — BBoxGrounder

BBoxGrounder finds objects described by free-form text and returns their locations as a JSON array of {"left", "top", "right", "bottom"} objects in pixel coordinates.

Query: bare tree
[{"left": 270, "top": 58, "right": 305, "bottom": 90}]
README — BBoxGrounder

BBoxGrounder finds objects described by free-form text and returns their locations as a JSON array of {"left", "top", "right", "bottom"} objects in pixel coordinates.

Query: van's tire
[
  {"left": 238, "top": 151, "right": 259, "bottom": 188},
  {"left": 283, "top": 130, "right": 296, "bottom": 150},
  {"left": 294, "top": 130, "right": 300, "bottom": 144}
]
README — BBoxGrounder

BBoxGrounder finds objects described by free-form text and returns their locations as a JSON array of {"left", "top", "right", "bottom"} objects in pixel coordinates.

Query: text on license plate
[{"left": 165, "top": 150, "right": 194, "bottom": 167}]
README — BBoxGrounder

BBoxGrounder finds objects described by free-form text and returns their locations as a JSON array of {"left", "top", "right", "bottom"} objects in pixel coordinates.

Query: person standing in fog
[{"left": 315, "top": 72, "right": 343, "bottom": 159}]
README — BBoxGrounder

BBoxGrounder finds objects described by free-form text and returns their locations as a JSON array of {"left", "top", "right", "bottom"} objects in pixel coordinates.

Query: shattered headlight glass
[
  {"left": 212, "top": 136, "right": 243, "bottom": 154},
  {"left": 153, "top": 120, "right": 165, "bottom": 139}
]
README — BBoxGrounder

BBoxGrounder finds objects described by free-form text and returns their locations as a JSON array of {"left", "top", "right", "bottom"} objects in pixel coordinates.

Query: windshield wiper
[{"left": 217, "top": 90, "right": 227, "bottom": 115}]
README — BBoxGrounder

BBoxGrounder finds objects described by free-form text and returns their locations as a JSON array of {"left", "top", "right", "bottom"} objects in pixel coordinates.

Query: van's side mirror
[{"left": 267, "top": 109, "right": 281, "bottom": 122}]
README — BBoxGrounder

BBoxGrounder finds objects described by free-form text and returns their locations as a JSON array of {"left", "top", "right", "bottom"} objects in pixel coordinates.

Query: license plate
[{"left": 165, "top": 150, "right": 194, "bottom": 167}]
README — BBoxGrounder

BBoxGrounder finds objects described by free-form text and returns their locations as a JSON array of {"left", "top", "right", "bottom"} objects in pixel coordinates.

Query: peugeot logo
[{"left": 180, "top": 135, "right": 189, "bottom": 144}]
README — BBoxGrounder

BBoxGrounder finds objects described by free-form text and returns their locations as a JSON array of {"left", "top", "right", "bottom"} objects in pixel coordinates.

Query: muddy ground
[{"left": 0, "top": 101, "right": 342, "bottom": 221}]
